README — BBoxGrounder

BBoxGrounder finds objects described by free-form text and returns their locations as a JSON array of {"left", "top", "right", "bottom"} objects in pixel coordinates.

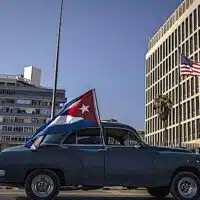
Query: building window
[
  {"left": 183, "top": 103, "right": 186, "bottom": 121},
  {"left": 175, "top": 29, "right": 178, "bottom": 48},
  {"left": 187, "top": 80, "right": 190, "bottom": 98},
  {"left": 187, "top": 101, "right": 190, "bottom": 119},
  {"left": 183, "top": 82, "right": 186, "bottom": 100},
  {"left": 185, "top": 40, "right": 189, "bottom": 57},
  {"left": 178, "top": 26, "right": 181, "bottom": 45},
  {"left": 181, "top": 21, "right": 185, "bottom": 42},
  {"left": 199, "top": 30, "right": 200, "bottom": 49},
  {"left": 194, "top": 53, "right": 198, "bottom": 62},
  {"left": 7, "top": 83, "right": 15, "bottom": 86},
  {"left": 17, "top": 99, "right": 31, "bottom": 104},
  {"left": 198, "top": 5, "right": 200, "bottom": 27},
  {"left": 185, "top": 17, "right": 188, "bottom": 38},
  {"left": 196, "top": 96, "right": 199, "bottom": 115},
  {"left": 180, "top": 104, "right": 182, "bottom": 121},
  {"left": 182, "top": 43, "right": 185, "bottom": 56},
  {"left": 191, "top": 77, "right": 194, "bottom": 96},
  {"left": 190, "top": 36, "right": 193, "bottom": 55},
  {"left": 189, "top": 13, "right": 192, "bottom": 35},
  {"left": 197, "top": 118, "right": 200, "bottom": 138},
  {"left": 194, "top": 33, "right": 197, "bottom": 51},
  {"left": 191, "top": 98, "right": 195, "bottom": 117},
  {"left": 193, "top": 9, "right": 197, "bottom": 31},
  {"left": 183, "top": 123, "right": 187, "bottom": 142},
  {"left": 192, "top": 120, "right": 195, "bottom": 140},
  {"left": 166, "top": 76, "right": 169, "bottom": 91},
  {"left": 176, "top": 126, "right": 178, "bottom": 142},
  {"left": 188, "top": 122, "right": 191, "bottom": 141}
]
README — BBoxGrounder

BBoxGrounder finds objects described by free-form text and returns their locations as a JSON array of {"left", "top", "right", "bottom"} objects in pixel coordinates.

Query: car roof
[{"left": 100, "top": 121, "right": 137, "bottom": 132}]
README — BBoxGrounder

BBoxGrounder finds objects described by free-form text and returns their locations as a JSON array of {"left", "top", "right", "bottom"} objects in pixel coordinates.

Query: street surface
[{"left": 0, "top": 189, "right": 172, "bottom": 200}]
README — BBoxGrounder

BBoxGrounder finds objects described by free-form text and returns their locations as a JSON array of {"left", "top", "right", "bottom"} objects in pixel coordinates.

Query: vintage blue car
[{"left": 0, "top": 121, "right": 200, "bottom": 200}]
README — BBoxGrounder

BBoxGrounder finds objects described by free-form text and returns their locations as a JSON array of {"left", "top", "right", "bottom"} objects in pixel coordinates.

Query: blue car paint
[{"left": 0, "top": 122, "right": 199, "bottom": 189}]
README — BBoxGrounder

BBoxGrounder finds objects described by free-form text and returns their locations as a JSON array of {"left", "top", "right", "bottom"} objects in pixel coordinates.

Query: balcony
[
  {"left": 0, "top": 121, "right": 44, "bottom": 127},
  {"left": 0, "top": 102, "right": 61, "bottom": 109},
  {"left": 1, "top": 131, "right": 33, "bottom": 136},
  {"left": 0, "top": 111, "right": 50, "bottom": 118},
  {"left": 0, "top": 94, "right": 65, "bottom": 102}
]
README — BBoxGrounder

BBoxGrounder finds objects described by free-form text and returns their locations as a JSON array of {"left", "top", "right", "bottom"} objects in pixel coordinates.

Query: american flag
[{"left": 180, "top": 55, "right": 200, "bottom": 76}]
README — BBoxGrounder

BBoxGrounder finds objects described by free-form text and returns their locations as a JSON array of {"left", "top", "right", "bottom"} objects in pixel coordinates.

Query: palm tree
[{"left": 153, "top": 94, "right": 173, "bottom": 146}]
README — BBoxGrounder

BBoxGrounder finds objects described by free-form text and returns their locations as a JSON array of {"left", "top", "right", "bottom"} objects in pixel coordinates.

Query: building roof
[
  {"left": 0, "top": 74, "right": 65, "bottom": 92},
  {"left": 148, "top": 0, "right": 197, "bottom": 50}
]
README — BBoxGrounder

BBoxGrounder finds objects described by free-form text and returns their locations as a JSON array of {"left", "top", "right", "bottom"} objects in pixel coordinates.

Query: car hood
[
  {"left": 1, "top": 145, "right": 29, "bottom": 152},
  {"left": 146, "top": 145, "right": 191, "bottom": 153}
]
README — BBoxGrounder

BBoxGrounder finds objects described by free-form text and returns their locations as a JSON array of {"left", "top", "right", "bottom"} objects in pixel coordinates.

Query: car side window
[
  {"left": 106, "top": 128, "right": 141, "bottom": 146},
  {"left": 42, "top": 133, "right": 67, "bottom": 144},
  {"left": 62, "top": 133, "right": 76, "bottom": 144},
  {"left": 62, "top": 128, "right": 102, "bottom": 145},
  {"left": 124, "top": 132, "right": 141, "bottom": 146}
]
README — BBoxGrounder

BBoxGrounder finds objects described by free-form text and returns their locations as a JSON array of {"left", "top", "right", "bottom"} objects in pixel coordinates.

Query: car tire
[
  {"left": 170, "top": 171, "right": 200, "bottom": 200},
  {"left": 147, "top": 186, "right": 169, "bottom": 198},
  {"left": 24, "top": 169, "right": 60, "bottom": 200}
]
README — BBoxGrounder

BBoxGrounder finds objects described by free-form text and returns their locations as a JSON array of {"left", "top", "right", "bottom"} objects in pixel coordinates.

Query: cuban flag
[{"left": 25, "top": 89, "right": 100, "bottom": 149}]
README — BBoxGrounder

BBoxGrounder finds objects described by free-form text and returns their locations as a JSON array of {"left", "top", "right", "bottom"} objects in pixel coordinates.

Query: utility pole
[
  {"left": 51, "top": 0, "right": 64, "bottom": 119},
  {"left": 178, "top": 46, "right": 182, "bottom": 148}
]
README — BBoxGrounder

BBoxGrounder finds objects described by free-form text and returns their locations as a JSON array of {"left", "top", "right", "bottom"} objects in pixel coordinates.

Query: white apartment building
[{"left": 145, "top": 0, "right": 200, "bottom": 150}]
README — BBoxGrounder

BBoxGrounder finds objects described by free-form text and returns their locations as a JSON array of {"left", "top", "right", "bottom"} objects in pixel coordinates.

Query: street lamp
[{"left": 51, "top": 0, "right": 64, "bottom": 119}]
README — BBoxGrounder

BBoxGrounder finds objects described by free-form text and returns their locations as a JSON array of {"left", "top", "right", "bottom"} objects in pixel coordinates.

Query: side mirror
[
  {"left": 30, "top": 144, "right": 41, "bottom": 151},
  {"left": 134, "top": 144, "right": 142, "bottom": 149},
  {"left": 30, "top": 145, "right": 37, "bottom": 151}
]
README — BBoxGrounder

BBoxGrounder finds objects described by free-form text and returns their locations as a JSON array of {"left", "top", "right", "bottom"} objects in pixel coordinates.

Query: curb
[{"left": 0, "top": 186, "right": 146, "bottom": 191}]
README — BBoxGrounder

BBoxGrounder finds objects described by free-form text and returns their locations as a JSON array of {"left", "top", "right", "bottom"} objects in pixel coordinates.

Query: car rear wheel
[
  {"left": 24, "top": 169, "right": 60, "bottom": 200},
  {"left": 147, "top": 186, "right": 169, "bottom": 197},
  {"left": 170, "top": 171, "right": 200, "bottom": 200}
]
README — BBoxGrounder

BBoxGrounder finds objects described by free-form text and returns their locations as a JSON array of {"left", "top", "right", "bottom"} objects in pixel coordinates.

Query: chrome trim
[
  {"left": 178, "top": 177, "right": 197, "bottom": 198},
  {"left": 31, "top": 174, "right": 54, "bottom": 198},
  {"left": 60, "top": 144, "right": 104, "bottom": 148},
  {"left": 0, "top": 170, "right": 5, "bottom": 177}
]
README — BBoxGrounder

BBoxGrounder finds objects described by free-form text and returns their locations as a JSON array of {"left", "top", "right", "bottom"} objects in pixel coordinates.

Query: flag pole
[
  {"left": 93, "top": 89, "right": 105, "bottom": 145},
  {"left": 178, "top": 45, "right": 182, "bottom": 148},
  {"left": 51, "top": 0, "right": 64, "bottom": 119}
]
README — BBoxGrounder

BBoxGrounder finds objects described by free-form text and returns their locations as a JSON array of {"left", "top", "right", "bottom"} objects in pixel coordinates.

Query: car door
[
  {"left": 104, "top": 128, "right": 157, "bottom": 187},
  {"left": 61, "top": 128, "right": 106, "bottom": 186}
]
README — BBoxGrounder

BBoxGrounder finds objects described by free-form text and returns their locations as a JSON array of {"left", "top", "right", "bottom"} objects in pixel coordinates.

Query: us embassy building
[{"left": 145, "top": 0, "right": 200, "bottom": 150}]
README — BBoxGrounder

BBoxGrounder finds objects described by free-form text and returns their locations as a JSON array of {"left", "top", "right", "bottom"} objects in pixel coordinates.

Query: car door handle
[{"left": 96, "top": 148, "right": 108, "bottom": 152}]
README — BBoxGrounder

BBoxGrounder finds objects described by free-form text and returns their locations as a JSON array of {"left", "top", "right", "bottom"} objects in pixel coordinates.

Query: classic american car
[{"left": 0, "top": 121, "right": 200, "bottom": 200}]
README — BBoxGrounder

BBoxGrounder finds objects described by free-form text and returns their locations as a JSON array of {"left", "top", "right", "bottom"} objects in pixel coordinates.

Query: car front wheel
[
  {"left": 147, "top": 186, "right": 169, "bottom": 197},
  {"left": 170, "top": 171, "right": 200, "bottom": 200},
  {"left": 24, "top": 169, "right": 60, "bottom": 200}
]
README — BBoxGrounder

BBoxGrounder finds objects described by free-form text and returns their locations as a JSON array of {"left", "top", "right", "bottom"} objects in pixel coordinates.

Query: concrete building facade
[
  {"left": 145, "top": 0, "right": 200, "bottom": 149},
  {"left": 0, "top": 67, "right": 66, "bottom": 148}
]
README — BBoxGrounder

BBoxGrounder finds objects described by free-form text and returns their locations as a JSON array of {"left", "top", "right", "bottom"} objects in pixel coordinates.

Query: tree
[{"left": 153, "top": 94, "right": 173, "bottom": 146}]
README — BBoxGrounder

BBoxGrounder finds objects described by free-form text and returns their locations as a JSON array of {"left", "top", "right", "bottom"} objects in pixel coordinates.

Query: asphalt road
[{"left": 0, "top": 189, "right": 172, "bottom": 200}]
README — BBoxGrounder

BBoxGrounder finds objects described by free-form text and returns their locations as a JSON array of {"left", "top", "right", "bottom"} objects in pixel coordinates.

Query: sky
[{"left": 0, "top": 0, "right": 183, "bottom": 130}]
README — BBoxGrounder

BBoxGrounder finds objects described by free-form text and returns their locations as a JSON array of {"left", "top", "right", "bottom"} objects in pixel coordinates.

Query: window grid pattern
[
  {"left": 145, "top": 4, "right": 200, "bottom": 147},
  {"left": 148, "top": 0, "right": 197, "bottom": 50}
]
